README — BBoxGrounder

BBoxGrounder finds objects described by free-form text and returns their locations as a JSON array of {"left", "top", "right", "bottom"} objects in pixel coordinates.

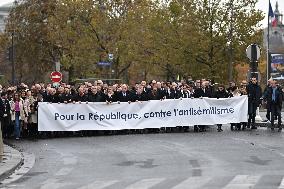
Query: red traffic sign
[{"left": 50, "top": 71, "right": 62, "bottom": 83}]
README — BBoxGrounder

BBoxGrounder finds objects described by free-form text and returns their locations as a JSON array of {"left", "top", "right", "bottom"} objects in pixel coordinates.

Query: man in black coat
[
  {"left": 133, "top": 85, "right": 149, "bottom": 101},
  {"left": 194, "top": 82, "right": 212, "bottom": 98},
  {"left": 56, "top": 86, "right": 66, "bottom": 103},
  {"left": 0, "top": 92, "right": 11, "bottom": 138},
  {"left": 168, "top": 83, "right": 182, "bottom": 99},
  {"left": 263, "top": 80, "right": 283, "bottom": 131},
  {"left": 116, "top": 84, "right": 133, "bottom": 102},
  {"left": 62, "top": 87, "right": 73, "bottom": 103},
  {"left": 213, "top": 85, "right": 229, "bottom": 132},
  {"left": 246, "top": 77, "right": 262, "bottom": 129},
  {"left": 45, "top": 88, "right": 59, "bottom": 103},
  {"left": 87, "top": 86, "right": 106, "bottom": 102},
  {"left": 193, "top": 82, "right": 212, "bottom": 132},
  {"left": 72, "top": 87, "right": 88, "bottom": 102},
  {"left": 262, "top": 79, "right": 273, "bottom": 122}
]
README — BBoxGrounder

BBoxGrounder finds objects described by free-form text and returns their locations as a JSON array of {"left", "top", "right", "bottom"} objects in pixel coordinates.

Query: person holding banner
[
  {"left": 73, "top": 87, "right": 87, "bottom": 102},
  {"left": 194, "top": 82, "right": 212, "bottom": 132},
  {"left": 133, "top": 85, "right": 149, "bottom": 102},
  {"left": 87, "top": 86, "right": 106, "bottom": 102},
  {"left": 246, "top": 77, "right": 262, "bottom": 130},
  {"left": 213, "top": 85, "right": 229, "bottom": 132},
  {"left": 116, "top": 84, "right": 133, "bottom": 103},
  {"left": 62, "top": 87, "right": 73, "bottom": 103},
  {"left": 105, "top": 86, "right": 117, "bottom": 103}
]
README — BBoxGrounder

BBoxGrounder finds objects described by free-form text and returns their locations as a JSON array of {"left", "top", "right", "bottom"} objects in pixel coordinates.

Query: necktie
[{"left": 272, "top": 88, "right": 276, "bottom": 101}]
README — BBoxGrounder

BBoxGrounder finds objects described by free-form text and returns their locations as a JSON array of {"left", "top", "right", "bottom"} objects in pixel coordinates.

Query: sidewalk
[{"left": 0, "top": 145, "right": 23, "bottom": 182}]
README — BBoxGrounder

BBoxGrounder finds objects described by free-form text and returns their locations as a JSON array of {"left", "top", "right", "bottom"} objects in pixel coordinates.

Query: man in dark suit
[
  {"left": 194, "top": 82, "right": 212, "bottom": 98},
  {"left": 133, "top": 85, "right": 149, "bottom": 101},
  {"left": 263, "top": 80, "right": 283, "bottom": 131},
  {"left": 88, "top": 86, "right": 106, "bottom": 102},
  {"left": 0, "top": 92, "right": 11, "bottom": 138},
  {"left": 72, "top": 87, "right": 88, "bottom": 102},
  {"left": 116, "top": 84, "right": 133, "bottom": 102},
  {"left": 262, "top": 79, "right": 273, "bottom": 122},
  {"left": 168, "top": 82, "right": 182, "bottom": 99},
  {"left": 213, "top": 85, "right": 229, "bottom": 132},
  {"left": 193, "top": 82, "right": 212, "bottom": 132},
  {"left": 246, "top": 77, "right": 262, "bottom": 129}
]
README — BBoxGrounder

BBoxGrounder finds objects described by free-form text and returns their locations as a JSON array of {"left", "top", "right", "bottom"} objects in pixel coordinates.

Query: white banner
[{"left": 38, "top": 96, "right": 248, "bottom": 131}]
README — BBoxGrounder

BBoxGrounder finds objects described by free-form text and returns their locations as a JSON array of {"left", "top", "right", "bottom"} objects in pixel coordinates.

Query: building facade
[
  {"left": 263, "top": 1, "right": 284, "bottom": 53},
  {"left": 0, "top": 3, "right": 13, "bottom": 33},
  {"left": 263, "top": 1, "right": 284, "bottom": 78}
]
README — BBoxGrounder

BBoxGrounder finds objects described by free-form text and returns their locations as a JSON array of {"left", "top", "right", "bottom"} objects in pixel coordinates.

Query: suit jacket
[
  {"left": 133, "top": 92, "right": 149, "bottom": 101},
  {"left": 194, "top": 88, "right": 212, "bottom": 98},
  {"left": 88, "top": 92, "right": 106, "bottom": 102},
  {"left": 264, "top": 87, "right": 283, "bottom": 109},
  {"left": 181, "top": 90, "right": 191, "bottom": 98},
  {"left": 116, "top": 91, "right": 133, "bottom": 102},
  {"left": 213, "top": 90, "right": 229, "bottom": 99},
  {"left": 72, "top": 94, "right": 88, "bottom": 102},
  {"left": 0, "top": 99, "right": 4, "bottom": 120},
  {"left": 246, "top": 83, "right": 262, "bottom": 104},
  {"left": 148, "top": 90, "right": 163, "bottom": 100},
  {"left": 105, "top": 93, "right": 117, "bottom": 102},
  {"left": 168, "top": 89, "right": 182, "bottom": 99},
  {"left": 1, "top": 99, "right": 11, "bottom": 117}
]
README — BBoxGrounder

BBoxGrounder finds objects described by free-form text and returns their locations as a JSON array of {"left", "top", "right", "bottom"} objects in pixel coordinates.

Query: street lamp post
[
  {"left": 10, "top": 0, "right": 18, "bottom": 86},
  {"left": 11, "top": 31, "right": 15, "bottom": 85},
  {"left": 228, "top": 0, "right": 234, "bottom": 82}
]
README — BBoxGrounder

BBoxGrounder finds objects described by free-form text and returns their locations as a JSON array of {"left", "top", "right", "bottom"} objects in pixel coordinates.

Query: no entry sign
[{"left": 50, "top": 71, "right": 62, "bottom": 83}]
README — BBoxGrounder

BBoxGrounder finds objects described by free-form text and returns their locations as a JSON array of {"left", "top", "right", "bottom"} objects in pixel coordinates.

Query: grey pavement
[
  {"left": 0, "top": 145, "right": 23, "bottom": 182},
  {"left": 1, "top": 112, "right": 284, "bottom": 188},
  {"left": 1, "top": 127, "right": 284, "bottom": 189}
]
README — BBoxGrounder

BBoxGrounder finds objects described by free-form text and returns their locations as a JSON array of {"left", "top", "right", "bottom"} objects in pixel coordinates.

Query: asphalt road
[{"left": 1, "top": 125, "right": 284, "bottom": 189}]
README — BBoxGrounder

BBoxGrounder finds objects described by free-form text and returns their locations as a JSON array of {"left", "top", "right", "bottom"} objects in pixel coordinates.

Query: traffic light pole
[{"left": 250, "top": 44, "right": 259, "bottom": 80}]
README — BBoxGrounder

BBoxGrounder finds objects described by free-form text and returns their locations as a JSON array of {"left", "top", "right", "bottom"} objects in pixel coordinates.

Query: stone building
[
  {"left": 263, "top": 1, "right": 284, "bottom": 54},
  {"left": 0, "top": 2, "right": 13, "bottom": 33}
]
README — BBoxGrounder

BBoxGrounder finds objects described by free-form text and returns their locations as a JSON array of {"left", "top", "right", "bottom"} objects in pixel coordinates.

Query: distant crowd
[{"left": 0, "top": 77, "right": 282, "bottom": 140}]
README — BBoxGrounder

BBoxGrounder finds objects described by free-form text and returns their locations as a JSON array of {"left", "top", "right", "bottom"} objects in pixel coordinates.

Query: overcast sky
[{"left": 0, "top": 0, "right": 283, "bottom": 28}]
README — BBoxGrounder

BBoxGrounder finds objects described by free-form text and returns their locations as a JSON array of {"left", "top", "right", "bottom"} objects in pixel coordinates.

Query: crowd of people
[{"left": 0, "top": 77, "right": 282, "bottom": 140}]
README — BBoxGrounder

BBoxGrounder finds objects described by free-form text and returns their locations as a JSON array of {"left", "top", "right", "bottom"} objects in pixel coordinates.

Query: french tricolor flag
[{"left": 269, "top": 1, "right": 277, "bottom": 27}]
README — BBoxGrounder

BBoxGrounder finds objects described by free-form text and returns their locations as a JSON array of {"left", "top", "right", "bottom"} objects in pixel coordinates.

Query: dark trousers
[
  {"left": 217, "top": 124, "right": 222, "bottom": 130},
  {"left": 1, "top": 117, "right": 11, "bottom": 138},
  {"left": 271, "top": 102, "right": 281, "bottom": 128},
  {"left": 248, "top": 114, "right": 256, "bottom": 127},
  {"left": 248, "top": 102, "right": 257, "bottom": 127},
  {"left": 266, "top": 109, "right": 271, "bottom": 120}
]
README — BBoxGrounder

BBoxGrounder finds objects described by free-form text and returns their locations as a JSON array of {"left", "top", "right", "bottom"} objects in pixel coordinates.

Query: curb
[{"left": 0, "top": 144, "right": 23, "bottom": 182}]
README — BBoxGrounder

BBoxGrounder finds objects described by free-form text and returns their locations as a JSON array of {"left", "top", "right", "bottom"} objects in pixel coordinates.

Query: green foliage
[{"left": 1, "top": 0, "right": 264, "bottom": 83}]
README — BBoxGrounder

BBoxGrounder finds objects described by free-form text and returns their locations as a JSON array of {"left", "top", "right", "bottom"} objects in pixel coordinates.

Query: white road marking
[
  {"left": 55, "top": 167, "right": 73, "bottom": 176},
  {"left": 172, "top": 177, "right": 211, "bottom": 189},
  {"left": 125, "top": 178, "right": 165, "bottom": 189},
  {"left": 40, "top": 178, "right": 73, "bottom": 189},
  {"left": 222, "top": 175, "right": 261, "bottom": 189},
  {"left": 278, "top": 177, "right": 284, "bottom": 189},
  {"left": 78, "top": 180, "right": 118, "bottom": 189},
  {"left": 63, "top": 156, "right": 77, "bottom": 165}
]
